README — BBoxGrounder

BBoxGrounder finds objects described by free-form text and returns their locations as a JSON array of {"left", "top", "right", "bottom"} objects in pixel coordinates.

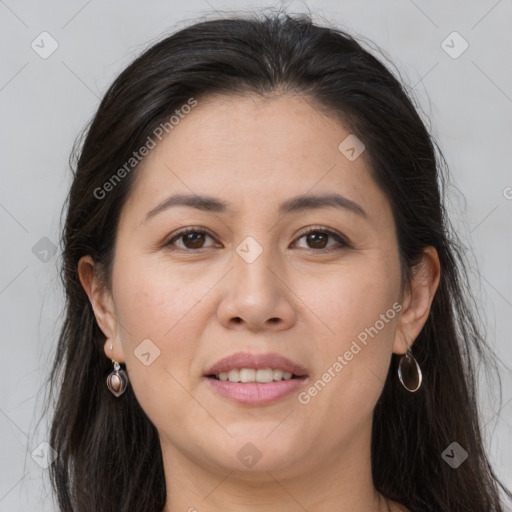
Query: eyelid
[
  {"left": 164, "top": 226, "right": 218, "bottom": 249},
  {"left": 293, "top": 225, "right": 350, "bottom": 249},
  {"left": 164, "top": 225, "right": 350, "bottom": 251}
]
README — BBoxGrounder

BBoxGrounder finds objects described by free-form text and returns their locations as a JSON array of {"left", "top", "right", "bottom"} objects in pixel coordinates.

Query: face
[{"left": 88, "top": 93, "right": 412, "bottom": 478}]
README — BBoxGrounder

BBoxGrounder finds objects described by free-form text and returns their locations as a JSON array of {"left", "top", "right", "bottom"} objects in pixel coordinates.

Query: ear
[
  {"left": 77, "top": 255, "right": 125, "bottom": 363},
  {"left": 393, "top": 246, "right": 441, "bottom": 354}
]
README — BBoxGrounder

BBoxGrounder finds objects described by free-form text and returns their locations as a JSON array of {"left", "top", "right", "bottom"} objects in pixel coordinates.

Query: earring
[
  {"left": 106, "top": 359, "right": 129, "bottom": 397},
  {"left": 398, "top": 347, "right": 422, "bottom": 392}
]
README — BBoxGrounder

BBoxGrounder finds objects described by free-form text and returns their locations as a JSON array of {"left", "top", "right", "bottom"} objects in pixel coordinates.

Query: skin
[{"left": 79, "top": 92, "right": 440, "bottom": 512}]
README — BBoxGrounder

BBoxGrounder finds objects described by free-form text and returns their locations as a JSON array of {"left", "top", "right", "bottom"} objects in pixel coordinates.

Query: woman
[{"left": 45, "top": 10, "right": 511, "bottom": 512}]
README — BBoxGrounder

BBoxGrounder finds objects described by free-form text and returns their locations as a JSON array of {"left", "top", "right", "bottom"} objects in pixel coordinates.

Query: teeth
[
  {"left": 216, "top": 368, "right": 295, "bottom": 382},
  {"left": 240, "top": 368, "right": 256, "bottom": 382},
  {"left": 254, "top": 368, "right": 273, "bottom": 383},
  {"left": 227, "top": 369, "right": 240, "bottom": 382}
]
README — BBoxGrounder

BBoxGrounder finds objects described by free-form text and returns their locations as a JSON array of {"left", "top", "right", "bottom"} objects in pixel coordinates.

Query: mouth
[
  {"left": 203, "top": 352, "right": 309, "bottom": 406},
  {"left": 206, "top": 369, "right": 305, "bottom": 382},
  {"left": 204, "top": 351, "right": 309, "bottom": 381}
]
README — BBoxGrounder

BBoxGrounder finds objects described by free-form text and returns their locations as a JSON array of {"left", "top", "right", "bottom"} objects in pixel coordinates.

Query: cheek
[
  {"left": 112, "top": 255, "right": 209, "bottom": 340},
  {"left": 295, "top": 255, "right": 400, "bottom": 346},
  {"left": 294, "top": 258, "right": 400, "bottom": 424},
  {"left": 110, "top": 257, "right": 209, "bottom": 409}
]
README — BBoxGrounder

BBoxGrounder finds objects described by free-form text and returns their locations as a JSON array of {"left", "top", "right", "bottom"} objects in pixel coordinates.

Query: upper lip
[{"left": 204, "top": 352, "right": 308, "bottom": 377}]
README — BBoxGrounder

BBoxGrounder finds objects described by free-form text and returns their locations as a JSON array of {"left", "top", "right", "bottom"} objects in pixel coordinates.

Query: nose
[{"left": 216, "top": 244, "right": 297, "bottom": 332}]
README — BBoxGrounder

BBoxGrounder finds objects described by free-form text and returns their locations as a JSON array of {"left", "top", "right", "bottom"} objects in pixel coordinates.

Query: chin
[{"left": 205, "top": 437, "right": 305, "bottom": 475}]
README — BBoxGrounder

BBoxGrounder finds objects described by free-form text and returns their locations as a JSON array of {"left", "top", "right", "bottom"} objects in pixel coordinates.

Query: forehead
[{"left": 120, "top": 93, "right": 390, "bottom": 227}]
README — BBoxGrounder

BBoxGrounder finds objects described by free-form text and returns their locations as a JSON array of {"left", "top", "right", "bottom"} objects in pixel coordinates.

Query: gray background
[{"left": 1, "top": 0, "right": 511, "bottom": 510}]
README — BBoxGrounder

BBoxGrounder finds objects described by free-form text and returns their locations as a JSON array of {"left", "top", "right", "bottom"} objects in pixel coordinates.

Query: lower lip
[{"left": 205, "top": 376, "right": 308, "bottom": 406}]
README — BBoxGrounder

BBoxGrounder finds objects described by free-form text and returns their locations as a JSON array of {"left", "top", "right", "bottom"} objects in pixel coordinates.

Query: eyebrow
[{"left": 143, "top": 192, "right": 367, "bottom": 223}]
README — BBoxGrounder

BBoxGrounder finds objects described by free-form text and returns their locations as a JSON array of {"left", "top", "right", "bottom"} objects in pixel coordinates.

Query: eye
[
  {"left": 163, "top": 226, "right": 350, "bottom": 252},
  {"left": 164, "top": 227, "right": 218, "bottom": 251},
  {"left": 292, "top": 226, "right": 349, "bottom": 251}
]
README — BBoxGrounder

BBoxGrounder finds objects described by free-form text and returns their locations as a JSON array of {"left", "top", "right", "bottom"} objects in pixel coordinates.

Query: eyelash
[{"left": 163, "top": 226, "right": 350, "bottom": 253}]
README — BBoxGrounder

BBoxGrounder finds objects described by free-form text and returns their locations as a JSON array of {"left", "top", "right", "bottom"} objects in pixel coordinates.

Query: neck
[{"left": 160, "top": 418, "right": 394, "bottom": 512}]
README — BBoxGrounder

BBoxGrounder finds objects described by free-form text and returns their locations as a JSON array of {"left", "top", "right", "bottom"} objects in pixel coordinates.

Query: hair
[{"left": 42, "top": 8, "right": 512, "bottom": 512}]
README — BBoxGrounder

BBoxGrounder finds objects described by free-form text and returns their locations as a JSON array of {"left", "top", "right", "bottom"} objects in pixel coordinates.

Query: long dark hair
[{"left": 43, "top": 9, "right": 512, "bottom": 511}]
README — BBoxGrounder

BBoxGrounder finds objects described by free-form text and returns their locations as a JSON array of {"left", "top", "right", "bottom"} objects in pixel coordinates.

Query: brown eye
[
  {"left": 180, "top": 231, "right": 207, "bottom": 249},
  {"left": 165, "top": 228, "right": 217, "bottom": 251},
  {"left": 305, "top": 232, "right": 329, "bottom": 249},
  {"left": 164, "top": 226, "right": 349, "bottom": 253},
  {"left": 294, "top": 227, "right": 349, "bottom": 251}
]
